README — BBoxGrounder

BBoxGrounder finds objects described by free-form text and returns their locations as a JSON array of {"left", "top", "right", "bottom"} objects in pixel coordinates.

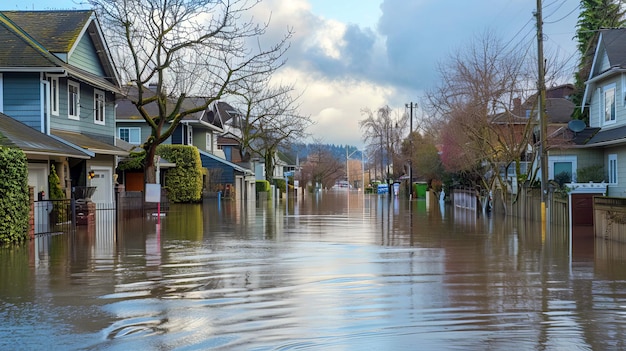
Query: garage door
[
  {"left": 571, "top": 193, "right": 594, "bottom": 226},
  {"left": 90, "top": 167, "right": 112, "bottom": 204}
]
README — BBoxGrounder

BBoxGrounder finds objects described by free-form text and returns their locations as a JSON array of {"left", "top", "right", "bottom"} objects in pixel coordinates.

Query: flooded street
[{"left": 2, "top": 192, "right": 626, "bottom": 350}]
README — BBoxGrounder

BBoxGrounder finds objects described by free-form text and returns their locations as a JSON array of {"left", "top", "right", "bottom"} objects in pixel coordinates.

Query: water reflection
[{"left": 2, "top": 192, "right": 626, "bottom": 350}]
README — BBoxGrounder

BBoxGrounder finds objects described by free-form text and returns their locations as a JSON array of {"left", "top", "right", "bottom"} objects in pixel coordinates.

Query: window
[
  {"left": 68, "top": 81, "right": 80, "bottom": 120},
  {"left": 94, "top": 89, "right": 105, "bottom": 125},
  {"left": 118, "top": 127, "right": 141, "bottom": 144},
  {"left": 603, "top": 84, "right": 616, "bottom": 124},
  {"left": 549, "top": 155, "right": 577, "bottom": 182},
  {"left": 609, "top": 154, "right": 618, "bottom": 184},
  {"left": 49, "top": 77, "right": 59, "bottom": 116}
]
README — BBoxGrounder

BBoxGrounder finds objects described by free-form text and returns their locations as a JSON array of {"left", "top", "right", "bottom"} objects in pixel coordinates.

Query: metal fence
[
  {"left": 32, "top": 192, "right": 169, "bottom": 236},
  {"left": 33, "top": 199, "right": 75, "bottom": 235}
]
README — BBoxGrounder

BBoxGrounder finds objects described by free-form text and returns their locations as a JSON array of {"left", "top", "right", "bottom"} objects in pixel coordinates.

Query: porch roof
[
  {"left": 0, "top": 113, "right": 91, "bottom": 159},
  {"left": 52, "top": 129, "right": 129, "bottom": 156},
  {"left": 584, "top": 125, "right": 626, "bottom": 147}
]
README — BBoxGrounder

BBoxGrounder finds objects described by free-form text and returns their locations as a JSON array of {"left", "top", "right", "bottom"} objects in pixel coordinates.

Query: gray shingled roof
[
  {"left": 2, "top": 10, "right": 92, "bottom": 53},
  {"left": 117, "top": 85, "right": 225, "bottom": 131},
  {"left": 586, "top": 125, "right": 626, "bottom": 146},
  {"left": 51, "top": 129, "right": 129, "bottom": 156},
  {"left": 600, "top": 29, "right": 626, "bottom": 70},
  {"left": 0, "top": 10, "right": 120, "bottom": 90},
  {"left": 0, "top": 112, "right": 91, "bottom": 158},
  {"left": 0, "top": 12, "right": 63, "bottom": 67}
]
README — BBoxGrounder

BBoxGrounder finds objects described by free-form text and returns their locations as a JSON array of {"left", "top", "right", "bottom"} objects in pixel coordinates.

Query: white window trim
[
  {"left": 0, "top": 73, "right": 3, "bottom": 112},
  {"left": 609, "top": 154, "right": 618, "bottom": 185},
  {"left": 68, "top": 81, "right": 80, "bottom": 120},
  {"left": 602, "top": 83, "right": 616, "bottom": 126},
  {"left": 50, "top": 76, "right": 59, "bottom": 116},
  {"left": 548, "top": 155, "right": 577, "bottom": 182},
  {"left": 206, "top": 132, "right": 212, "bottom": 151},
  {"left": 187, "top": 125, "right": 193, "bottom": 145},
  {"left": 622, "top": 74, "right": 626, "bottom": 108},
  {"left": 94, "top": 89, "right": 105, "bottom": 125},
  {"left": 118, "top": 127, "right": 141, "bottom": 144}
]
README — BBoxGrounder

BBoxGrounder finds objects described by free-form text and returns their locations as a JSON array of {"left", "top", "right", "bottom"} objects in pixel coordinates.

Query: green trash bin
[{"left": 413, "top": 182, "right": 428, "bottom": 198}]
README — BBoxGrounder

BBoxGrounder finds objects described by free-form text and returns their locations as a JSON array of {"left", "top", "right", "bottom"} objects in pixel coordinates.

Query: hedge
[
  {"left": 0, "top": 147, "right": 29, "bottom": 245},
  {"left": 256, "top": 180, "right": 270, "bottom": 192},
  {"left": 156, "top": 144, "right": 203, "bottom": 202}
]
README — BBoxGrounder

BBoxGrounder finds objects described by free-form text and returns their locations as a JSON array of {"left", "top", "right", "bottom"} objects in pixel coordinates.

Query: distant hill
[{"left": 281, "top": 143, "right": 362, "bottom": 163}]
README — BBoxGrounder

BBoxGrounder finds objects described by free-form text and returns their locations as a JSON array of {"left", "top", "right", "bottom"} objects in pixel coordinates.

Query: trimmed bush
[
  {"left": 0, "top": 147, "right": 29, "bottom": 245},
  {"left": 275, "top": 178, "right": 286, "bottom": 193},
  {"left": 156, "top": 145, "right": 203, "bottom": 203},
  {"left": 256, "top": 180, "right": 270, "bottom": 192},
  {"left": 256, "top": 180, "right": 271, "bottom": 200},
  {"left": 48, "top": 164, "right": 68, "bottom": 223}
]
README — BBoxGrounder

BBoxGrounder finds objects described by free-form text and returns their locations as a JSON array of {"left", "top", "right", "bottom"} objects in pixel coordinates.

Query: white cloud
[{"left": 272, "top": 68, "right": 396, "bottom": 148}]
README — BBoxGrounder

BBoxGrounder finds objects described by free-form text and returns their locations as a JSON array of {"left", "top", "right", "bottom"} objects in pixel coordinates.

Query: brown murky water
[{"left": 2, "top": 191, "right": 626, "bottom": 350}]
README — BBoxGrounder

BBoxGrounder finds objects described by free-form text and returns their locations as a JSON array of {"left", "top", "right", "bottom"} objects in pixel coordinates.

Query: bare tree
[
  {"left": 89, "top": 0, "right": 292, "bottom": 183},
  {"left": 425, "top": 32, "right": 536, "bottom": 211},
  {"left": 230, "top": 78, "right": 313, "bottom": 182},
  {"left": 300, "top": 145, "right": 344, "bottom": 189},
  {"left": 360, "top": 106, "right": 407, "bottom": 182}
]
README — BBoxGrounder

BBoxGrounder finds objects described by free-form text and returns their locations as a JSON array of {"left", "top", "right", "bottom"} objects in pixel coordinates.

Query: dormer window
[{"left": 603, "top": 83, "right": 616, "bottom": 125}]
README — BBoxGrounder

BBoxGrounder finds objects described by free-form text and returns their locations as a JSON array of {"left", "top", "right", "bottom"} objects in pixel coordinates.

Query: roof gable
[
  {"left": 582, "top": 29, "right": 626, "bottom": 109},
  {"left": 3, "top": 10, "right": 91, "bottom": 53},
  {"left": 0, "top": 12, "right": 64, "bottom": 68},
  {"left": 0, "top": 10, "right": 120, "bottom": 87}
]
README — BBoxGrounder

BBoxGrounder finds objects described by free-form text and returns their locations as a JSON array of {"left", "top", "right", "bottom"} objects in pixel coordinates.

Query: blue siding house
[
  {"left": 0, "top": 10, "right": 127, "bottom": 204},
  {"left": 116, "top": 87, "right": 255, "bottom": 202}
]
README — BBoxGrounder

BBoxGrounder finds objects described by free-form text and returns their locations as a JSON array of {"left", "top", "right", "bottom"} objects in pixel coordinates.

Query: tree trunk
[
  {"left": 144, "top": 144, "right": 157, "bottom": 184},
  {"left": 264, "top": 151, "right": 274, "bottom": 183}
]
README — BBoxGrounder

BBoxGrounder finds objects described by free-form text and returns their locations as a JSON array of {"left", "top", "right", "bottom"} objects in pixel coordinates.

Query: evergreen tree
[{"left": 572, "top": 0, "right": 626, "bottom": 122}]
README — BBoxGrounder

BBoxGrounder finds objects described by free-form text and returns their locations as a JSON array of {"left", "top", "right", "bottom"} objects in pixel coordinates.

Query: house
[
  {"left": 490, "top": 85, "right": 580, "bottom": 188},
  {"left": 579, "top": 28, "right": 626, "bottom": 196},
  {"left": 0, "top": 10, "right": 127, "bottom": 204},
  {"left": 116, "top": 88, "right": 255, "bottom": 202}
]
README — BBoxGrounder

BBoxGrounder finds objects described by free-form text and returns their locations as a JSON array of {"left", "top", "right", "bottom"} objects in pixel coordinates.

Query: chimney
[{"left": 513, "top": 98, "right": 521, "bottom": 114}]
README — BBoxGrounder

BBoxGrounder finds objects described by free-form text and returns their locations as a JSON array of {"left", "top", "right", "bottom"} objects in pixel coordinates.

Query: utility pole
[
  {"left": 535, "top": 0, "right": 548, "bottom": 230},
  {"left": 406, "top": 102, "right": 417, "bottom": 199}
]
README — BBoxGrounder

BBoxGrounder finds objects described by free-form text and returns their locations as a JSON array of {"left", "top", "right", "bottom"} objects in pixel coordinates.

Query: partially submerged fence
[
  {"left": 32, "top": 199, "right": 74, "bottom": 235},
  {"left": 452, "top": 186, "right": 569, "bottom": 227},
  {"left": 594, "top": 197, "right": 626, "bottom": 243}
]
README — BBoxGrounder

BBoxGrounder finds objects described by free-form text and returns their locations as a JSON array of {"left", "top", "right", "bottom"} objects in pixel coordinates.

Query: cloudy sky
[{"left": 6, "top": 0, "right": 580, "bottom": 148}]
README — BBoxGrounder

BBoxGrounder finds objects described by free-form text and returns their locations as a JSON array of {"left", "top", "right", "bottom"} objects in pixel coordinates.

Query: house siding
[
  {"left": 199, "top": 153, "right": 235, "bottom": 184},
  {"left": 116, "top": 121, "right": 161, "bottom": 146},
  {"left": 589, "top": 76, "right": 626, "bottom": 129},
  {"left": 51, "top": 78, "right": 115, "bottom": 142},
  {"left": 604, "top": 145, "right": 626, "bottom": 197},
  {"left": 172, "top": 125, "right": 184, "bottom": 144},
  {"left": 68, "top": 33, "right": 106, "bottom": 76},
  {"left": 2, "top": 72, "right": 42, "bottom": 130}
]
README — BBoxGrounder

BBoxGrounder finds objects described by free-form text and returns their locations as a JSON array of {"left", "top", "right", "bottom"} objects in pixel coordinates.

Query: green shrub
[
  {"left": 0, "top": 147, "right": 29, "bottom": 245},
  {"left": 156, "top": 145, "right": 203, "bottom": 203},
  {"left": 256, "top": 180, "right": 271, "bottom": 200},
  {"left": 577, "top": 165, "right": 605, "bottom": 183},
  {"left": 275, "top": 178, "right": 286, "bottom": 193},
  {"left": 554, "top": 171, "right": 571, "bottom": 188},
  {"left": 48, "top": 164, "right": 68, "bottom": 223},
  {"left": 256, "top": 180, "right": 270, "bottom": 192}
]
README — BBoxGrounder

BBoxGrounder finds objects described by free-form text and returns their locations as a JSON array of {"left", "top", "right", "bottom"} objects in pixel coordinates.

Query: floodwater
[{"left": 2, "top": 192, "right": 626, "bottom": 351}]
